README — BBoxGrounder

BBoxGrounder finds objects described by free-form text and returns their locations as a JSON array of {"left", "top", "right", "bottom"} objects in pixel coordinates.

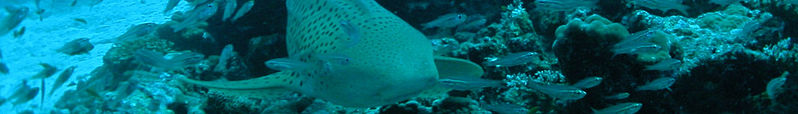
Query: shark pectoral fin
[
  {"left": 207, "top": 88, "right": 294, "bottom": 100},
  {"left": 417, "top": 56, "right": 484, "bottom": 98},
  {"left": 179, "top": 72, "right": 294, "bottom": 90},
  {"left": 433, "top": 56, "right": 484, "bottom": 79}
]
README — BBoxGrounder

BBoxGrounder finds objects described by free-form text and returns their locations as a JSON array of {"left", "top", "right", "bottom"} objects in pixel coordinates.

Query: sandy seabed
[{"left": 0, "top": 0, "right": 190, "bottom": 112}]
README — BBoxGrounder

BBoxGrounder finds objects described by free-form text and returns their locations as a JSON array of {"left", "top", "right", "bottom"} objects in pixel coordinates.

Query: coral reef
[{"left": 32, "top": 0, "right": 798, "bottom": 113}]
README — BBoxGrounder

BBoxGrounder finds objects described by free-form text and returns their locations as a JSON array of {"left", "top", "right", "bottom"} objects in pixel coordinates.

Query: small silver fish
[
  {"left": 338, "top": 20, "right": 361, "bottom": 48},
  {"left": 40, "top": 77, "right": 44, "bottom": 107},
  {"left": 353, "top": 0, "right": 374, "bottom": 14},
  {"left": 421, "top": 13, "right": 467, "bottom": 30},
  {"left": 0, "top": 6, "right": 29, "bottom": 35},
  {"left": 202, "top": 32, "right": 214, "bottom": 39},
  {"left": 632, "top": 44, "right": 663, "bottom": 54},
  {"left": 314, "top": 53, "right": 352, "bottom": 65},
  {"left": 264, "top": 58, "right": 314, "bottom": 71},
  {"left": 30, "top": 63, "right": 58, "bottom": 79},
  {"left": 630, "top": 0, "right": 689, "bottom": 15},
  {"left": 528, "top": 82, "right": 587, "bottom": 100},
  {"left": 767, "top": 72, "right": 788, "bottom": 100},
  {"left": 329, "top": 0, "right": 374, "bottom": 15},
  {"left": 311, "top": 53, "right": 352, "bottom": 73},
  {"left": 0, "top": 97, "right": 5, "bottom": 106},
  {"left": 171, "top": 52, "right": 205, "bottom": 65},
  {"left": 214, "top": 44, "right": 235, "bottom": 72},
  {"left": 164, "top": 0, "right": 181, "bottom": 13},
  {"left": 132, "top": 50, "right": 166, "bottom": 66},
  {"left": 636, "top": 77, "right": 676, "bottom": 91},
  {"left": 535, "top": 0, "right": 599, "bottom": 12},
  {"left": 9, "top": 85, "right": 34, "bottom": 106},
  {"left": 709, "top": 0, "right": 742, "bottom": 5},
  {"left": 34, "top": 9, "right": 45, "bottom": 21},
  {"left": 91, "top": 0, "right": 103, "bottom": 6},
  {"left": 18, "top": 110, "right": 33, "bottom": 114},
  {"left": 644, "top": 59, "right": 681, "bottom": 71},
  {"left": 74, "top": 18, "right": 88, "bottom": 24},
  {"left": 735, "top": 21, "right": 763, "bottom": 40},
  {"left": 12, "top": 26, "right": 24, "bottom": 38},
  {"left": 96, "top": 23, "right": 157, "bottom": 44},
  {"left": 114, "top": 81, "right": 139, "bottom": 100},
  {"left": 592, "top": 102, "right": 643, "bottom": 114},
  {"left": 34, "top": 0, "right": 41, "bottom": 8},
  {"left": 49, "top": 66, "right": 76, "bottom": 95},
  {"left": 57, "top": 38, "right": 94, "bottom": 55},
  {"left": 0, "top": 62, "right": 7, "bottom": 74},
  {"left": 188, "top": 0, "right": 210, "bottom": 5},
  {"left": 456, "top": 18, "right": 486, "bottom": 31},
  {"left": 134, "top": 49, "right": 204, "bottom": 71},
  {"left": 71, "top": 0, "right": 78, "bottom": 6},
  {"left": 171, "top": 2, "right": 218, "bottom": 32},
  {"left": 9, "top": 81, "right": 31, "bottom": 99},
  {"left": 222, "top": 0, "right": 236, "bottom": 21},
  {"left": 604, "top": 92, "right": 630, "bottom": 100},
  {"left": 231, "top": 0, "right": 254, "bottom": 23},
  {"left": 482, "top": 103, "right": 530, "bottom": 114},
  {"left": 438, "top": 76, "right": 504, "bottom": 90},
  {"left": 73, "top": 68, "right": 112, "bottom": 99},
  {"left": 11, "top": 87, "right": 38, "bottom": 105},
  {"left": 126, "top": 23, "right": 158, "bottom": 37},
  {"left": 571, "top": 76, "right": 602, "bottom": 89},
  {"left": 84, "top": 88, "right": 102, "bottom": 98},
  {"left": 406, "top": 2, "right": 430, "bottom": 12},
  {"left": 483, "top": 52, "right": 540, "bottom": 67},
  {"left": 612, "top": 30, "right": 662, "bottom": 57}
]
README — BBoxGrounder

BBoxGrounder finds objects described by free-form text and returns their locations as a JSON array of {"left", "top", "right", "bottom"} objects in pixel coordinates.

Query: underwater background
[{"left": 0, "top": 0, "right": 797, "bottom": 113}]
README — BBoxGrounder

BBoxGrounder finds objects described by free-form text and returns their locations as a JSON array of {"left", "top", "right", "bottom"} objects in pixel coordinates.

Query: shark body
[{"left": 181, "top": 0, "right": 483, "bottom": 107}]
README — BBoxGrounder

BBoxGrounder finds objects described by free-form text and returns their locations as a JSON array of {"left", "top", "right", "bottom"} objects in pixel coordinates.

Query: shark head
[{"left": 181, "top": 0, "right": 483, "bottom": 107}]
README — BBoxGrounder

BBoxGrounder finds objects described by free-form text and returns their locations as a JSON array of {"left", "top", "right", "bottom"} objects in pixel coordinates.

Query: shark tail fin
[
  {"left": 207, "top": 88, "right": 295, "bottom": 99},
  {"left": 180, "top": 71, "right": 295, "bottom": 90},
  {"left": 180, "top": 71, "right": 299, "bottom": 98}
]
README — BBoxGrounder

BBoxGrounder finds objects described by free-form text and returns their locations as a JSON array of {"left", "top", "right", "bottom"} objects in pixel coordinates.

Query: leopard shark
[{"left": 180, "top": 0, "right": 483, "bottom": 107}]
